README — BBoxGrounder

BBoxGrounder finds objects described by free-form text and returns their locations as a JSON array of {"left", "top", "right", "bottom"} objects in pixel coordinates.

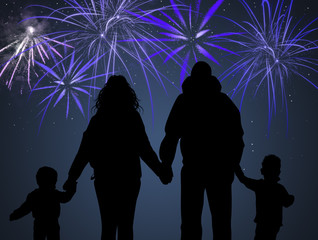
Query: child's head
[
  {"left": 260, "top": 155, "right": 281, "bottom": 181},
  {"left": 36, "top": 166, "right": 57, "bottom": 189}
]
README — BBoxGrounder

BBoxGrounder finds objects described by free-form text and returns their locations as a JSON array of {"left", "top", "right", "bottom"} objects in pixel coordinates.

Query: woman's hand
[{"left": 159, "top": 164, "right": 173, "bottom": 185}]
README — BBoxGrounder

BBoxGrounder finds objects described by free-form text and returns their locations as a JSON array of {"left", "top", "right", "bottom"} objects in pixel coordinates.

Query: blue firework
[
  {"left": 219, "top": 0, "right": 318, "bottom": 130},
  {"left": 32, "top": 50, "right": 110, "bottom": 129},
  {"left": 138, "top": 0, "right": 241, "bottom": 85},
  {"left": 22, "top": 0, "right": 176, "bottom": 110},
  {"left": 0, "top": 21, "right": 72, "bottom": 92}
]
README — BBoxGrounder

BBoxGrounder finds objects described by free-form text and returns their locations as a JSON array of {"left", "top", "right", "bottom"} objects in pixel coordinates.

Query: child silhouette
[
  {"left": 10, "top": 166, "right": 76, "bottom": 240},
  {"left": 235, "top": 155, "right": 294, "bottom": 240}
]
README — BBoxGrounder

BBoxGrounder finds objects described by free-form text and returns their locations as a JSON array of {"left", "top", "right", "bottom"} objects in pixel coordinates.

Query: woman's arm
[
  {"left": 135, "top": 113, "right": 162, "bottom": 177},
  {"left": 64, "top": 130, "right": 91, "bottom": 190}
]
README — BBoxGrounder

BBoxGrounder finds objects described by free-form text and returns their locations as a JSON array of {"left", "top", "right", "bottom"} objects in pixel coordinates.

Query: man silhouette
[{"left": 160, "top": 61, "right": 245, "bottom": 240}]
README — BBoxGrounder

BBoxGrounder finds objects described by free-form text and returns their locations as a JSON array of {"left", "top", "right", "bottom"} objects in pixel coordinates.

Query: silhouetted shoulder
[
  {"left": 218, "top": 92, "right": 240, "bottom": 112},
  {"left": 28, "top": 188, "right": 62, "bottom": 202},
  {"left": 253, "top": 181, "right": 293, "bottom": 205},
  {"left": 173, "top": 93, "right": 186, "bottom": 105},
  {"left": 27, "top": 189, "right": 40, "bottom": 200},
  {"left": 130, "top": 110, "right": 145, "bottom": 126},
  {"left": 221, "top": 93, "right": 244, "bottom": 133},
  {"left": 84, "top": 113, "right": 105, "bottom": 134},
  {"left": 129, "top": 110, "right": 154, "bottom": 149}
]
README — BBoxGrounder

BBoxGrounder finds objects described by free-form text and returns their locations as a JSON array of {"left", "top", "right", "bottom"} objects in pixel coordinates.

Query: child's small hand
[
  {"left": 63, "top": 179, "right": 77, "bottom": 192},
  {"left": 9, "top": 213, "right": 17, "bottom": 221},
  {"left": 285, "top": 195, "right": 295, "bottom": 207}
]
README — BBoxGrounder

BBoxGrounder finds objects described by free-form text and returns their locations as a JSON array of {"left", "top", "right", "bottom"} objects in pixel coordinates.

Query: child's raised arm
[
  {"left": 9, "top": 194, "right": 32, "bottom": 221},
  {"left": 59, "top": 181, "right": 77, "bottom": 203},
  {"left": 234, "top": 164, "right": 245, "bottom": 181},
  {"left": 234, "top": 165, "right": 259, "bottom": 191}
]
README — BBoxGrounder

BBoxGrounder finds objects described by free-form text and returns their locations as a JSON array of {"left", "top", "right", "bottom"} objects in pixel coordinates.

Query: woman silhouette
[{"left": 63, "top": 75, "right": 163, "bottom": 240}]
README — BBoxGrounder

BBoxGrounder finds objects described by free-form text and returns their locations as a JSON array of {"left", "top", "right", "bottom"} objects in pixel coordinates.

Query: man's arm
[
  {"left": 227, "top": 96, "right": 245, "bottom": 166},
  {"left": 159, "top": 95, "right": 184, "bottom": 166},
  {"left": 159, "top": 134, "right": 179, "bottom": 167},
  {"left": 158, "top": 95, "right": 184, "bottom": 184}
]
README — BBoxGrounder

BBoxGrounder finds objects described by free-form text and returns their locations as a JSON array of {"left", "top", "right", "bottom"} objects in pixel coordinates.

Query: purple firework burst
[
  {"left": 0, "top": 21, "right": 72, "bottom": 93},
  {"left": 22, "top": 0, "right": 178, "bottom": 117},
  {"left": 138, "top": 0, "right": 241, "bottom": 85},
  {"left": 219, "top": 0, "right": 318, "bottom": 131},
  {"left": 32, "top": 50, "right": 110, "bottom": 130}
]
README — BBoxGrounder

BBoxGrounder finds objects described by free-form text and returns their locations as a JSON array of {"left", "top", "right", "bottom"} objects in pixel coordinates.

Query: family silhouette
[{"left": 10, "top": 62, "right": 294, "bottom": 240}]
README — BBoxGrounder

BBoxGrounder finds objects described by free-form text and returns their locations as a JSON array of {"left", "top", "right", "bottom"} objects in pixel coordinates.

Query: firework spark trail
[
  {"left": 22, "top": 0, "right": 180, "bottom": 121},
  {"left": 32, "top": 50, "right": 111, "bottom": 131},
  {"left": 137, "top": 0, "right": 242, "bottom": 86},
  {"left": 0, "top": 24, "right": 74, "bottom": 92},
  {"left": 0, "top": 40, "right": 19, "bottom": 53},
  {"left": 218, "top": 0, "right": 318, "bottom": 131}
]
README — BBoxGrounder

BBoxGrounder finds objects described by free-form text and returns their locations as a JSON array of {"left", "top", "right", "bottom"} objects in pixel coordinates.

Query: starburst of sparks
[
  {"left": 219, "top": 0, "right": 318, "bottom": 131},
  {"left": 137, "top": 0, "right": 242, "bottom": 85},
  {"left": 0, "top": 22, "right": 72, "bottom": 93},
  {"left": 31, "top": 50, "right": 110, "bottom": 130},
  {"left": 22, "top": 0, "right": 179, "bottom": 119},
  {"left": 3, "top": 0, "right": 317, "bottom": 132}
]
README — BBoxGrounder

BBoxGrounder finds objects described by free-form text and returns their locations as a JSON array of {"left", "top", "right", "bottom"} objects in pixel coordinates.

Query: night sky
[{"left": 1, "top": 0, "right": 318, "bottom": 239}]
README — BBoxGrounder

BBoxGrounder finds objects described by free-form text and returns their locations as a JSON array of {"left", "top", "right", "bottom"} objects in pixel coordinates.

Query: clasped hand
[{"left": 159, "top": 164, "right": 173, "bottom": 185}]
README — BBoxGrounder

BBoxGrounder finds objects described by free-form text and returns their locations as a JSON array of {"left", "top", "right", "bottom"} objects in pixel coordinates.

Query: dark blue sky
[{"left": 1, "top": 0, "right": 318, "bottom": 239}]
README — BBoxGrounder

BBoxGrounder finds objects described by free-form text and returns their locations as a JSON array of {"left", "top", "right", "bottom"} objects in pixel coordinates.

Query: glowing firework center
[{"left": 27, "top": 26, "right": 35, "bottom": 35}]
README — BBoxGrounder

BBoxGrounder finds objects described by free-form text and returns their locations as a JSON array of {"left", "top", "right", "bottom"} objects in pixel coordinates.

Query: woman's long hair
[{"left": 94, "top": 75, "right": 141, "bottom": 113}]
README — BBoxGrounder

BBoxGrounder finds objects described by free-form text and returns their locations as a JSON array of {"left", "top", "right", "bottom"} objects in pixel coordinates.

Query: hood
[{"left": 181, "top": 75, "right": 222, "bottom": 95}]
